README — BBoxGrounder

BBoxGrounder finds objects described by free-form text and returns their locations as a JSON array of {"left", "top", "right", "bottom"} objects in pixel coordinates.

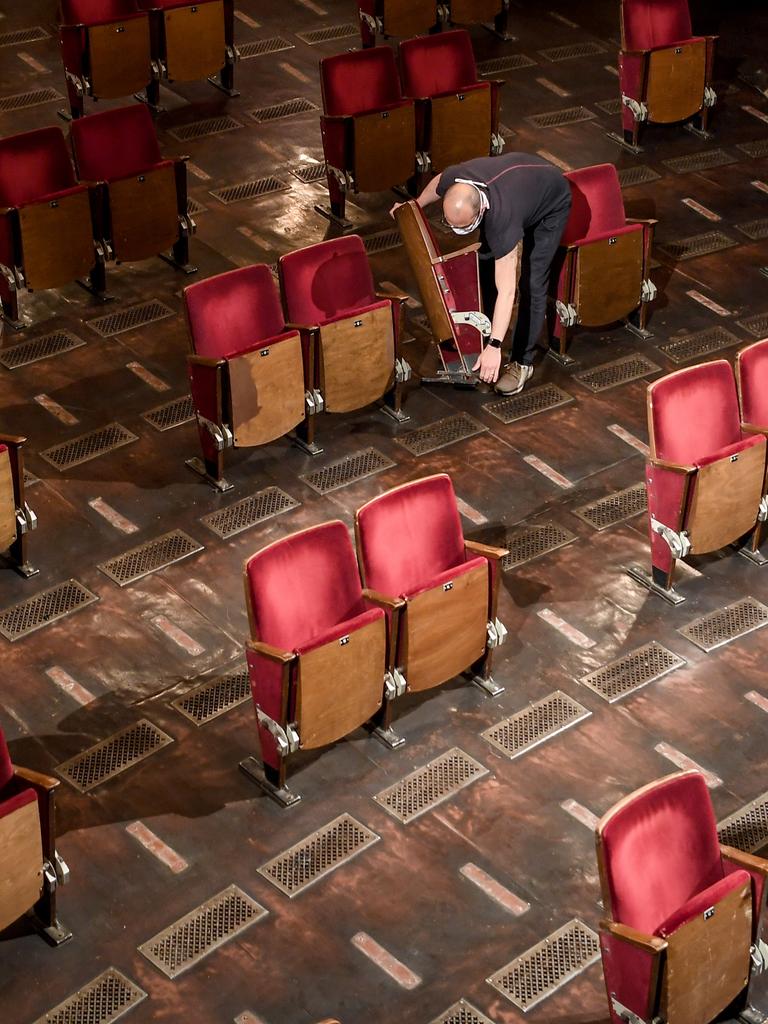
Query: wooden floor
[{"left": 1, "top": 1, "right": 768, "bottom": 1021}]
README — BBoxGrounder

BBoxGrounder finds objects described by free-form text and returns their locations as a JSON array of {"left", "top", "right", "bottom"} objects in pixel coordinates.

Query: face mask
[{"left": 448, "top": 179, "right": 489, "bottom": 235}]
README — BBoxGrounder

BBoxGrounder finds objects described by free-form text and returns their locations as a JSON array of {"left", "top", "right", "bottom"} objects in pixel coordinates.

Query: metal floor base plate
[
  {"left": 626, "top": 564, "right": 686, "bottom": 604},
  {"left": 374, "top": 747, "right": 488, "bottom": 824}
]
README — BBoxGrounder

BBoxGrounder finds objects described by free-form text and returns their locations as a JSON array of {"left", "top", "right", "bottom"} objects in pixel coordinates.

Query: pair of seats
[
  {"left": 358, "top": 0, "right": 510, "bottom": 48},
  {"left": 184, "top": 235, "right": 411, "bottom": 491},
  {"left": 598, "top": 770, "right": 768, "bottom": 1024},
  {"left": 59, "top": 0, "right": 237, "bottom": 119},
  {"left": 631, "top": 340, "right": 768, "bottom": 602},
  {"left": 239, "top": 473, "right": 508, "bottom": 805},
  {"left": 0, "top": 106, "right": 193, "bottom": 327},
  {"left": 319, "top": 32, "right": 503, "bottom": 224}
]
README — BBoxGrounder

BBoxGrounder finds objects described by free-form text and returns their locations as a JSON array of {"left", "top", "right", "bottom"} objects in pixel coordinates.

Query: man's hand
[
  {"left": 473, "top": 345, "right": 502, "bottom": 384},
  {"left": 389, "top": 202, "right": 405, "bottom": 219}
]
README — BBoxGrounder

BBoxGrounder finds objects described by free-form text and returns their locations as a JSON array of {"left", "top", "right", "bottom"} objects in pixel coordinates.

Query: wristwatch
[{"left": 487, "top": 338, "right": 503, "bottom": 349}]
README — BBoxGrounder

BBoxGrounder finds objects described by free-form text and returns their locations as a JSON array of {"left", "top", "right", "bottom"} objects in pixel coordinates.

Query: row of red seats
[{"left": 358, "top": 0, "right": 511, "bottom": 48}]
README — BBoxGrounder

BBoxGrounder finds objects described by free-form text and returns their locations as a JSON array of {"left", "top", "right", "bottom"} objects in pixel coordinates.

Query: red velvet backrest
[
  {"left": 356, "top": 474, "right": 467, "bottom": 596},
  {"left": 71, "top": 104, "right": 162, "bottom": 181},
  {"left": 561, "top": 164, "right": 627, "bottom": 245},
  {"left": 737, "top": 339, "right": 768, "bottom": 428},
  {"left": 622, "top": 0, "right": 693, "bottom": 49},
  {"left": 0, "top": 127, "right": 78, "bottom": 207},
  {"left": 399, "top": 30, "right": 478, "bottom": 97},
  {"left": 184, "top": 265, "right": 287, "bottom": 359},
  {"left": 0, "top": 724, "right": 13, "bottom": 791},
  {"left": 280, "top": 235, "right": 377, "bottom": 325},
  {"left": 648, "top": 360, "right": 742, "bottom": 464},
  {"left": 321, "top": 47, "right": 403, "bottom": 117},
  {"left": 246, "top": 521, "right": 366, "bottom": 650},
  {"left": 60, "top": 0, "right": 142, "bottom": 24},
  {"left": 599, "top": 772, "right": 723, "bottom": 934}
]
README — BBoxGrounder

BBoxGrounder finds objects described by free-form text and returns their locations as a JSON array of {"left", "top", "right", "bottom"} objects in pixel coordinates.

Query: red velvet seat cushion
[
  {"left": 622, "top": 0, "right": 693, "bottom": 50},
  {"left": 60, "top": 0, "right": 143, "bottom": 25},
  {"left": 321, "top": 47, "right": 404, "bottom": 116},
  {"left": 137, "top": 0, "right": 218, "bottom": 8},
  {"left": 296, "top": 607, "right": 384, "bottom": 656},
  {"left": 692, "top": 433, "right": 765, "bottom": 470},
  {"left": 566, "top": 222, "right": 642, "bottom": 250},
  {"left": 406, "top": 556, "right": 487, "bottom": 601},
  {"left": 280, "top": 236, "right": 378, "bottom": 326},
  {"left": 562, "top": 164, "right": 627, "bottom": 245},
  {"left": 654, "top": 869, "right": 751, "bottom": 937},
  {"left": 399, "top": 30, "right": 478, "bottom": 97},
  {"left": 71, "top": 104, "right": 163, "bottom": 182},
  {"left": 738, "top": 339, "right": 768, "bottom": 427},
  {"left": 0, "top": 127, "right": 78, "bottom": 207}
]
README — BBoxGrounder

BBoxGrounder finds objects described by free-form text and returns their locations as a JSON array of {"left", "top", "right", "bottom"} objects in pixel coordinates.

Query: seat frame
[
  {"left": 358, "top": 0, "right": 513, "bottom": 47},
  {"left": 0, "top": 434, "right": 38, "bottom": 578},
  {"left": 145, "top": 0, "right": 240, "bottom": 99}
]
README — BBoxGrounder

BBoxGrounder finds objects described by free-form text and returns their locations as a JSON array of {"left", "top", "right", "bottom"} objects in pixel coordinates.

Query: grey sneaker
[{"left": 495, "top": 361, "right": 533, "bottom": 395}]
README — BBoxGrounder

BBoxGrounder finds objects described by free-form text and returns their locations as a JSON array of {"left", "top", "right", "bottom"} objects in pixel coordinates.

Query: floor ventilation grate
[
  {"left": 0, "top": 329, "right": 85, "bottom": 370},
  {"left": 581, "top": 640, "right": 685, "bottom": 703},
  {"left": 171, "top": 664, "right": 250, "bottom": 726},
  {"left": 138, "top": 885, "right": 267, "bottom": 979},
  {"left": 396, "top": 412, "right": 486, "bottom": 456},
  {"left": 540, "top": 41, "right": 605, "bottom": 61},
  {"left": 428, "top": 1001, "right": 496, "bottom": 1024},
  {"left": 737, "top": 312, "right": 768, "bottom": 337},
  {"left": 201, "top": 486, "right": 299, "bottom": 539},
  {"left": 678, "top": 597, "right": 768, "bottom": 653},
  {"left": 482, "top": 691, "right": 590, "bottom": 760},
  {"left": 57, "top": 719, "right": 173, "bottom": 793},
  {"left": 300, "top": 447, "right": 394, "bottom": 495},
  {"left": 33, "top": 967, "right": 147, "bottom": 1024},
  {"left": 618, "top": 164, "right": 662, "bottom": 187},
  {"left": 249, "top": 96, "right": 318, "bottom": 122},
  {"left": 477, "top": 54, "right": 537, "bottom": 75},
  {"left": 484, "top": 383, "right": 574, "bottom": 424},
  {"left": 503, "top": 521, "right": 577, "bottom": 571},
  {"left": 574, "top": 353, "right": 660, "bottom": 392},
  {"left": 289, "top": 162, "right": 327, "bottom": 184},
  {"left": 374, "top": 747, "right": 488, "bottom": 824},
  {"left": 40, "top": 423, "right": 138, "bottom": 471},
  {"left": 186, "top": 197, "right": 206, "bottom": 217},
  {"left": 238, "top": 36, "right": 294, "bottom": 58},
  {"left": 487, "top": 918, "right": 600, "bottom": 1012},
  {"left": 362, "top": 229, "right": 402, "bottom": 254},
  {"left": 168, "top": 115, "right": 244, "bottom": 142},
  {"left": 738, "top": 139, "right": 768, "bottom": 159},
  {"left": 719, "top": 792, "right": 768, "bottom": 854},
  {"left": 660, "top": 325, "right": 742, "bottom": 363},
  {"left": 98, "top": 530, "right": 203, "bottom": 587},
  {"left": 595, "top": 97, "right": 623, "bottom": 115},
  {"left": 142, "top": 395, "right": 195, "bottom": 432},
  {"left": 0, "top": 87, "right": 63, "bottom": 112},
  {"left": 663, "top": 148, "right": 737, "bottom": 174},
  {"left": 88, "top": 299, "right": 175, "bottom": 338},
  {"left": 0, "top": 26, "right": 49, "bottom": 47},
  {"left": 656, "top": 230, "right": 738, "bottom": 261},
  {"left": 0, "top": 579, "right": 98, "bottom": 643},
  {"left": 296, "top": 23, "right": 358, "bottom": 44},
  {"left": 737, "top": 217, "right": 768, "bottom": 241},
  {"left": 572, "top": 482, "right": 647, "bottom": 530},
  {"left": 209, "top": 176, "right": 290, "bottom": 205},
  {"left": 526, "top": 106, "right": 596, "bottom": 129},
  {"left": 259, "top": 813, "right": 379, "bottom": 897}
]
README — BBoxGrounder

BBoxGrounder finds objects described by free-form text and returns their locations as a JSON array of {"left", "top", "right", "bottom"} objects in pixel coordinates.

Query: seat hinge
[
  {"left": 327, "top": 164, "right": 350, "bottom": 192},
  {"left": 359, "top": 10, "right": 382, "bottom": 32},
  {"left": 65, "top": 70, "right": 86, "bottom": 97},
  {"left": 0, "top": 264, "right": 17, "bottom": 292},
  {"left": 437, "top": 4, "right": 449, "bottom": 21},
  {"left": 758, "top": 495, "right": 768, "bottom": 523},
  {"left": 555, "top": 299, "right": 578, "bottom": 327},
  {"left": 641, "top": 278, "right": 657, "bottom": 303},
  {"left": 487, "top": 617, "right": 507, "bottom": 649},
  {"left": 610, "top": 996, "right": 655, "bottom": 1024},
  {"left": 16, "top": 502, "right": 37, "bottom": 535},
  {"left": 54, "top": 851, "right": 70, "bottom": 886},
  {"left": 490, "top": 131, "right": 505, "bottom": 156},
  {"left": 416, "top": 150, "right": 431, "bottom": 173},
  {"left": 651, "top": 515, "right": 691, "bottom": 559},
  {"left": 395, "top": 356, "right": 412, "bottom": 383},
  {"left": 305, "top": 388, "right": 324, "bottom": 415},
  {"left": 179, "top": 213, "right": 196, "bottom": 237},
  {"left": 703, "top": 85, "right": 717, "bottom": 107},
  {"left": 451, "top": 309, "right": 492, "bottom": 338},
  {"left": 197, "top": 414, "right": 233, "bottom": 450},
  {"left": 384, "top": 668, "right": 407, "bottom": 700},
  {"left": 226, "top": 44, "right": 240, "bottom": 65},
  {"left": 255, "top": 708, "right": 300, "bottom": 756},
  {"left": 622, "top": 94, "right": 648, "bottom": 122},
  {"left": 13, "top": 265, "right": 25, "bottom": 289},
  {"left": 42, "top": 860, "right": 58, "bottom": 893},
  {"left": 750, "top": 939, "right": 768, "bottom": 974}
]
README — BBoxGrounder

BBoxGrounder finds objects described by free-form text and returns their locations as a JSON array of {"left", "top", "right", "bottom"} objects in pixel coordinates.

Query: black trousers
[{"left": 479, "top": 197, "right": 572, "bottom": 366}]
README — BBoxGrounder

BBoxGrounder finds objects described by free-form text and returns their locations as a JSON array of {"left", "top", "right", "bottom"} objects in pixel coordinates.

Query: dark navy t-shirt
[{"left": 437, "top": 152, "right": 571, "bottom": 259}]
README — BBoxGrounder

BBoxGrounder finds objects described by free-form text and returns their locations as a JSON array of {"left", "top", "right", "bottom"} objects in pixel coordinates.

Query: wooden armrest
[
  {"left": 13, "top": 764, "right": 60, "bottom": 791},
  {"left": 0, "top": 433, "right": 26, "bottom": 447},
  {"left": 320, "top": 114, "right": 351, "bottom": 123},
  {"left": 621, "top": 48, "right": 651, "bottom": 58},
  {"left": 284, "top": 321, "right": 319, "bottom": 333},
  {"left": 626, "top": 217, "right": 659, "bottom": 227},
  {"left": 0, "top": 206, "right": 14, "bottom": 217},
  {"left": 465, "top": 539, "right": 509, "bottom": 561},
  {"left": 362, "top": 588, "right": 405, "bottom": 611},
  {"left": 246, "top": 639, "right": 296, "bottom": 665},
  {"left": 741, "top": 423, "right": 768, "bottom": 437},
  {"left": 433, "top": 243, "right": 481, "bottom": 264},
  {"left": 650, "top": 457, "right": 694, "bottom": 474},
  {"left": 721, "top": 844, "right": 768, "bottom": 876},
  {"left": 600, "top": 919, "right": 667, "bottom": 953},
  {"left": 187, "top": 354, "right": 225, "bottom": 368},
  {"left": 375, "top": 286, "right": 410, "bottom": 304}
]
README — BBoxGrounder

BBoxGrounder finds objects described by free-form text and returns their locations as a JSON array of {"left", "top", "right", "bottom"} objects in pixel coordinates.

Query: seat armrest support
[
  {"left": 601, "top": 919, "right": 667, "bottom": 953},
  {"left": 246, "top": 639, "right": 296, "bottom": 665},
  {"left": 465, "top": 539, "right": 509, "bottom": 561}
]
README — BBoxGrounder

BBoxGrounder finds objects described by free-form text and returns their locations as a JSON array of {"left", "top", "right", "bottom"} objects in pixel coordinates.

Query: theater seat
[
  {"left": 446, "top": 0, "right": 507, "bottom": 30},
  {"left": 619, "top": 0, "right": 717, "bottom": 149},
  {"left": 597, "top": 771, "right": 768, "bottom": 1024},
  {"left": 355, "top": 474, "right": 508, "bottom": 742},
  {"left": 629, "top": 360, "right": 768, "bottom": 601},
  {"left": 70, "top": 103, "right": 195, "bottom": 272},
  {"left": 58, "top": 0, "right": 155, "bottom": 119},
  {"left": 399, "top": 30, "right": 504, "bottom": 175},
  {"left": 240, "top": 522, "right": 393, "bottom": 806},
  {"left": 552, "top": 163, "right": 656, "bottom": 363},
  {"left": 0, "top": 126, "right": 105, "bottom": 328},
  {"left": 319, "top": 47, "right": 416, "bottom": 224},
  {"left": 137, "top": 0, "right": 238, "bottom": 95},
  {"left": 358, "top": 0, "right": 436, "bottom": 48},
  {"left": 278, "top": 235, "right": 411, "bottom": 447},
  {"left": 736, "top": 337, "right": 768, "bottom": 559},
  {"left": 0, "top": 724, "right": 70, "bottom": 944},
  {"left": 0, "top": 435, "right": 38, "bottom": 578},
  {"left": 184, "top": 265, "right": 308, "bottom": 491}
]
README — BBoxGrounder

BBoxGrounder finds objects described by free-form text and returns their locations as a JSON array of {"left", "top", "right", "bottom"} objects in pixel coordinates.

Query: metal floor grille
[
  {"left": 290, "top": 162, "right": 327, "bottom": 184},
  {"left": 678, "top": 597, "right": 768, "bottom": 653},
  {"left": 719, "top": 792, "right": 768, "bottom": 854},
  {"left": 201, "top": 486, "right": 299, "bottom": 539},
  {"left": 374, "top": 748, "right": 488, "bottom": 824},
  {"left": 296, "top": 23, "right": 358, "bottom": 44},
  {"left": 209, "top": 176, "right": 290, "bottom": 205},
  {"left": 98, "top": 530, "right": 203, "bottom": 586},
  {"left": 171, "top": 664, "right": 250, "bottom": 726},
  {"left": 737, "top": 217, "right": 768, "bottom": 241},
  {"left": 0, "top": 329, "right": 85, "bottom": 370},
  {"left": 396, "top": 413, "right": 486, "bottom": 456},
  {"left": 0, "top": 26, "right": 49, "bottom": 46},
  {"left": 0, "top": 87, "right": 63, "bottom": 112},
  {"left": 575, "top": 353, "right": 660, "bottom": 392},
  {"left": 581, "top": 641, "right": 685, "bottom": 703},
  {"left": 362, "top": 229, "right": 402, "bottom": 254},
  {"left": 428, "top": 1001, "right": 495, "bottom": 1024},
  {"left": 259, "top": 813, "right": 379, "bottom": 897},
  {"left": 618, "top": 164, "right": 662, "bottom": 187},
  {"left": 300, "top": 447, "right": 394, "bottom": 495},
  {"left": 595, "top": 97, "right": 623, "bottom": 116},
  {"left": 484, "top": 383, "right": 574, "bottom": 424},
  {"left": 663, "top": 148, "right": 737, "bottom": 174},
  {"left": 249, "top": 96, "right": 318, "bottom": 122},
  {"left": 0, "top": 579, "right": 98, "bottom": 643},
  {"left": 57, "top": 719, "right": 173, "bottom": 793},
  {"left": 142, "top": 395, "right": 195, "bottom": 432},
  {"left": 503, "top": 521, "right": 577, "bottom": 571},
  {"left": 40, "top": 423, "right": 138, "bottom": 471},
  {"left": 573, "top": 482, "right": 647, "bottom": 530},
  {"left": 33, "top": 967, "right": 146, "bottom": 1024},
  {"left": 738, "top": 139, "right": 768, "bottom": 159},
  {"left": 168, "top": 115, "right": 244, "bottom": 142},
  {"left": 540, "top": 41, "right": 605, "bottom": 61},
  {"left": 88, "top": 299, "right": 174, "bottom": 338},
  {"left": 487, "top": 919, "right": 600, "bottom": 1012},
  {"left": 238, "top": 36, "right": 294, "bottom": 58},
  {"left": 660, "top": 325, "right": 741, "bottom": 364},
  {"left": 526, "top": 105, "right": 596, "bottom": 129},
  {"left": 657, "top": 231, "right": 738, "bottom": 261},
  {"left": 737, "top": 312, "right": 768, "bottom": 337},
  {"left": 186, "top": 197, "right": 206, "bottom": 217},
  {"left": 482, "top": 691, "right": 590, "bottom": 760},
  {"left": 477, "top": 54, "right": 537, "bottom": 74},
  {"left": 138, "top": 885, "right": 267, "bottom": 979}
]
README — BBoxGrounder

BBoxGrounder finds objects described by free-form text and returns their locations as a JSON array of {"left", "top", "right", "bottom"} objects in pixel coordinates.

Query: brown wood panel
[
  {"left": 353, "top": 105, "right": 415, "bottom": 193},
  {"left": 687, "top": 441, "right": 766, "bottom": 553},
  {"left": 0, "top": 448, "right": 16, "bottom": 551},
  {"left": 450, "top": 0, "right": 500, "bottom": 23},
  {"left": 164, "top": 0, "right": 225, "bottom": 81},
  {"left": 395, "top": 202, "right": 455, "bottom": 342},
  {"left": 574, "top": 231, "right": 643, "bottom": 326},
  {"left": 109, "top": 164, "right": 179, "bottom": 264},
  {"left": 647, "top": 39, "right": 706, "bottom": 123},
  {"left": 381, "top": 0, "right": 436, "bottom": 37},
  {"left": 87, "top": 17, "right": 152, "bottom": 98},
  {"left": 428, "top": 88, "right": 492, "bottom": 173},
  {"left": 18, "top": 191, "right": 94, "bottom": 290},
  {"left": 228, "top": 334, "right": 306, "bottom": 447},
  {"left": 318, "top": 305, "right": 394, "bottom": 413},
  {"left": 296, "top": 617, "right": 385, "bottom": 749},
  {"left": 0, "top": 798, "right": 43, "bottom": 933},
  {"left": 401, "top": 562, "right": 488, "bottom": 692}
]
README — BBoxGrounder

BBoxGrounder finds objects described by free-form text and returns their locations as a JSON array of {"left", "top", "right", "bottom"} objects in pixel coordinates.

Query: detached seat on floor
[
  {"left": 358, "top": 0, "right": 436, "bottom": 48},
  {"left": 0, "top": 725, "right": 70, "bottom": 944},
  {"left": 355, "top": 474, "right": 508, "bottom": 743},
  {"left": 552, "top": 163, "right": 656, "bottom": 363},
  {"left": 596, "top": 771, "right": 768, "bottom": 1024},
  {"left": 240, "top": 521, "right": 393, "bottom": 806},
  {"left": 0, "top": 435, "right": 38, "bottom": 578},
  {"left": 137, "top": 0, "right": 238, "bottom": 95},
  {"left": 184, "top": 264, "right": 308, "bottom": 491},
  {"left": 618, "top": 0, "right": 717, "bottom": 149}
]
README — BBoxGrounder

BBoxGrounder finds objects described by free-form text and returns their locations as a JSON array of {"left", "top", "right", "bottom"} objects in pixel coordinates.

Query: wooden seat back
[
  {"left": 227, "top": 335, "right": 305, "bottom": 447},
  {"left": 0, "top": 447, "right": 16, "bottom": 552},
  {"left": 18, "top": 191, "right": 94, "bottom": 289},
  {"left": 379, "top": 0, "right": 435, "bottom": 36},
  {"left": 647, "top": 39, "right": 706, "bottom": 123},
  {"left": 0, "top": 797, "right": 44, "bottom": 933},
  {"left": 572, "top": 230, "right": 643, "bottom": 326},
  {"left": 687, "top": 441, "right": 766, "bottom": 553},
  {"left": 428, "top": 88, "right": 491, "bottom": 172},
  {"left": 87, "top": 16, "right": 151, "bottom": 98},
  {"left": 108, "top": 163, "right": 178, "bottom": 262},
  {"left": 450, "top": 0, "right": 500, "bottom": 22},
  {"left": 162, "top": 0, "right": 224, "bottom": 81},
  {"left": 353, "top": 105, "right": 415, "bottom": 193},
  {"left": 318, "top": 306, "right": 394, "bottom": 413}
]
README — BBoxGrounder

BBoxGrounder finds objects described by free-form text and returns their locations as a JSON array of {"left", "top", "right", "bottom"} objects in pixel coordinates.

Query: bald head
[{"left": 443, "top": 182, "right": 482, "bottom": 229}]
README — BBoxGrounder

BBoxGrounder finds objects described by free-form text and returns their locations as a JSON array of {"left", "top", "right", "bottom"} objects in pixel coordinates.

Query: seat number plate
[
  {"left": 704, "top": 906, "right": 715, "bottom": 920},
  {"left": 731, "top": 454, "right": 739, "bottom": 462},
  {"left": 260, "top": 348, "right": 270, "bottom": 357},
  {"left": 443, "top": 581, "right": 453, "bottom": 591},
  {"left": 339, "top": 635, "right": 350, "bottom": 645}
]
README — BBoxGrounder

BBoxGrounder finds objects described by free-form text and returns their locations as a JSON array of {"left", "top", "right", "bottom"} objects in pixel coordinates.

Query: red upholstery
[
  {"left": 0, "top": 724, "right": 13, "bottom": 790},
  {"left": 622, "top": 0, "right": 693, "bottom": 50},
  {"left": 280, "top": 236, "right": 378, "bottom": 326},
  {"left": 655, "top": 870, "right": 751, "bottom": 937},
  {"left": 561, "top": 165, "right": 628, "bottom": 246},
  {"left": 60, "top": 0, "right": 143, "bottom": 25},
  {"left": 0, "top": 127, "right": 78, "bottom": 208},
  {"left": 737, "top": 339, "right": 768, "bottom": 427},
  {"left": 137, "top": 0, "right": 217, "bottom": 8},
  {"left": 321, "top": 46, "right": 404, "bottom": 117},
  {"left": 399, "top": 30, "right": 478, "bottom": 97},
  {"left": 70, "top": 104, "right": 162, "bottom": 181}
]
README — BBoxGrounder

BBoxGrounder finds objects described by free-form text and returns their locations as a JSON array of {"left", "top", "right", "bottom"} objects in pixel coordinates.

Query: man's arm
[
  {"left": 473, "top": 248, "right": 519, "bottom": 384},
  {"left": 389, "top": 174, "right": 442, "bottom": 218}
]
